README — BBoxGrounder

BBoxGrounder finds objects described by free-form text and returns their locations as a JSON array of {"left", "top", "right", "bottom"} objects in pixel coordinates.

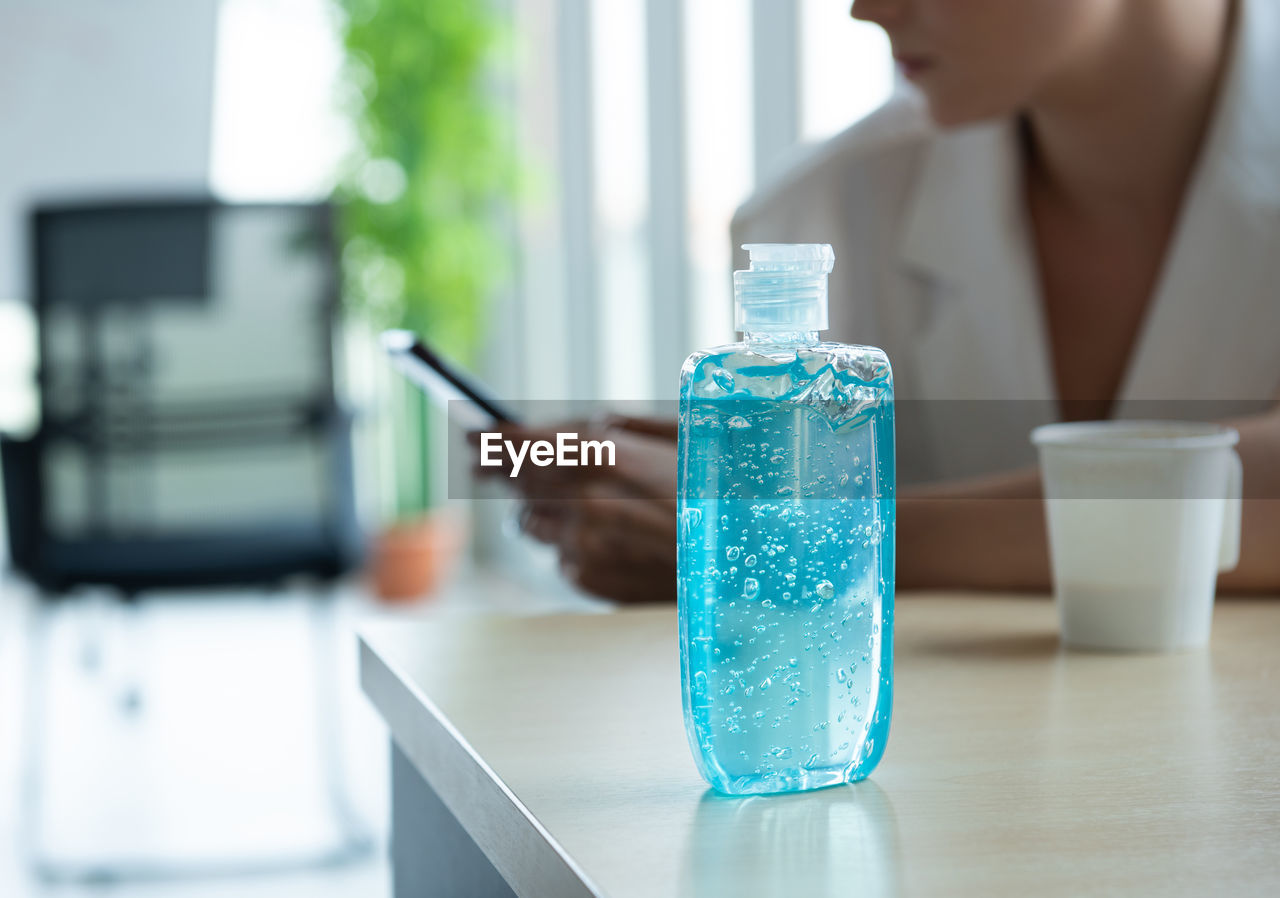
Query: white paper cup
[{"left": 1031, "top": 421, "right": 1242, "bottom": 652}]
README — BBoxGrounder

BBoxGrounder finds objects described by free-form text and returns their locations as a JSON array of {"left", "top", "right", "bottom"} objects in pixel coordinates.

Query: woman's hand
[{"left": 471, "top": 416, "right": 679, "bottom": 603}]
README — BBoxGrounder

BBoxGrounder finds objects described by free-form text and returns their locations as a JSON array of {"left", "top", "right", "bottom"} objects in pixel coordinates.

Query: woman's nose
[{"left": 850, "top": 0, "right": 908, "bottom": 26}]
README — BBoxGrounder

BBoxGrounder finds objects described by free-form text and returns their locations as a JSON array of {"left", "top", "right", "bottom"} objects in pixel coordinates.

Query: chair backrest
[{"left": 14, "top": 199, "right": 362, "bottom": 595}]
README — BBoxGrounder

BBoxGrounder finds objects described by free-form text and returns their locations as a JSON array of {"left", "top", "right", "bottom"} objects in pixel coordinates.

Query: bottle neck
[{"left": 744, "top": 330, "right": 820, "bottom": 347}]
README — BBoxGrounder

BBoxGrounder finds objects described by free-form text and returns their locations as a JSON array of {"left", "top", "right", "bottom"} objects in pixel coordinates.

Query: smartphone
[{"left": 381, "top": 330, "right": 519, "bottom": 427}]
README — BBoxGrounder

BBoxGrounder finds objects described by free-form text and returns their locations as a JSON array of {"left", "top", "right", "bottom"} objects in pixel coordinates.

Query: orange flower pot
[{"left": 369, "top": 512, "right": 463, "bottom": 602}]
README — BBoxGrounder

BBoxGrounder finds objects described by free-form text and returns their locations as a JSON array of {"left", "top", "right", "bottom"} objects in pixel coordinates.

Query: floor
[{"left": 0, "top": 564, "right": 598, "bottom": 897}]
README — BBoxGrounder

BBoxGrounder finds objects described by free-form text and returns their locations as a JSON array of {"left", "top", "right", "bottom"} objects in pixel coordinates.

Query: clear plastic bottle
[{"left": 677, "top": 244, "right": 895, "bottom": 795}]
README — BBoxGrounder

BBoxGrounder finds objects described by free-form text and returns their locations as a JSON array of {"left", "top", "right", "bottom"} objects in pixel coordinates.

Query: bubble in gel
[
  {"left": 712, "top": 368, "right": 735, "bottom": 393},
  {"left": 726, "top": 546, "right": 741, "bottom": 561},
  {"left": 727, "top": 416, "right": 751, "bottom": 429},
  {"left": 743, "top": 578, "right": 760, "bottom": 599},
  {"left": 816, "top": 580, "right": 835, "bottom": 600}
]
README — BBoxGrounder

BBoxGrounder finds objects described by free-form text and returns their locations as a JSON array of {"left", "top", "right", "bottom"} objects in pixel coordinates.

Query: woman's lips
[{"left": 894, "top": 54, "right": 936, "bottom": 79}]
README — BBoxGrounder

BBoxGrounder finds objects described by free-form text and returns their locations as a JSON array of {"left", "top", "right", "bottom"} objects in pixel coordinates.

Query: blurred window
[
  {"left": 208, "top": 0, "right": 893, "bottom": 403},
  {"left": 210, "top": 0, "right": 350, "bottom": 201},
  {"left": 0, "top": 300, "right": 37, "bottom": 434},
  {"left": 592, "top": 0, "right": 653, "bottom": 400},
  {"left": 684, "top": 0, "right": 753, "bottom": 360},
  {"left": 506, "top": 0, "right": 892, "bottom": 403},
  {"left": 800, "top": 0, "right": 894, "bottom": 143}
]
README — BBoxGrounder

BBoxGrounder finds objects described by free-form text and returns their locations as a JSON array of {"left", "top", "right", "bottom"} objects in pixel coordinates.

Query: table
[{"left": 359, "top": 594, "right": 1280, "bottom": 897}]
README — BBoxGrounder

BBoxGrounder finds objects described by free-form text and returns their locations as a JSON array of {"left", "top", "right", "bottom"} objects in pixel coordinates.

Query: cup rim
[{"left": 1031, "top": 419, "right": 1240, "bottom": 451}]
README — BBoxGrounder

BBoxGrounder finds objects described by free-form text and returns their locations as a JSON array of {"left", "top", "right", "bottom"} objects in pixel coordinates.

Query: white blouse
[{"left": 732, "top": 0, "right": 1280, "bottom": 485}]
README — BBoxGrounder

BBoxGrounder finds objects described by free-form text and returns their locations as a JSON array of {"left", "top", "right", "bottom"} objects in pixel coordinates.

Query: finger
[
  {"left": 560, "top": 553, "right": 677, "bottom": 604},
  {"left": 602, "top": 431, "right": 679, "bottom": 500},
  {"left": 605, "top": 415, "right": 679, "bottom": 441},
  {"left": 579, "top": 483, "right": 677, "bottom": 550},
  {"left": 556, "top": 495, "right": 676, "bottom": 578},
  {"left": 518, "top": 500, "right": 571, "bottom": 544}
]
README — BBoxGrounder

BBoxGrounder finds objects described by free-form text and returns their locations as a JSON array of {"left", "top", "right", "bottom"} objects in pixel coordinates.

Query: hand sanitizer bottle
[{"left": 677, "top": 244, "right": 895, "bottom": 795}]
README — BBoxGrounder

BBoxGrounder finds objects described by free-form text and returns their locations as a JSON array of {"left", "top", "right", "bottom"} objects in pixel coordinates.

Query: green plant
[{"left": 335, "top": 0, "right": 516, "bottom": 516}]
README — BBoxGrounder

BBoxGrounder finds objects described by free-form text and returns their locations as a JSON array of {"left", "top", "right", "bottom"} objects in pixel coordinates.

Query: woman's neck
[{"left": 1023, "top": 0, "right": 1237, "bottom": 220}]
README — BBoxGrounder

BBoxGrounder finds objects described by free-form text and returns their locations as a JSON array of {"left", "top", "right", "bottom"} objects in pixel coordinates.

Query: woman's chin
[{"left": 919, "top": 91, "right": 1015, "bottom": 130}]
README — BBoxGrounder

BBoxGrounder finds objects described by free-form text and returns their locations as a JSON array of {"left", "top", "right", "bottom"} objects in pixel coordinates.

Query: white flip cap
[{"left": 733, "top": 243, "right": 834, "bottom": 333}]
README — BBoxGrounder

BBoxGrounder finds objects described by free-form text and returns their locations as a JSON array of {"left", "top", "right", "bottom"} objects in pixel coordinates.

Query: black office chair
[{"left": 1, "top": 199, "right": 371, "bottom": 883}]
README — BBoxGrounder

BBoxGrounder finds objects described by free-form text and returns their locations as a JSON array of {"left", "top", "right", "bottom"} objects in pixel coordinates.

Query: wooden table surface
[{"left": 360, "top": 594, "right": 1280, "bottom": 898}]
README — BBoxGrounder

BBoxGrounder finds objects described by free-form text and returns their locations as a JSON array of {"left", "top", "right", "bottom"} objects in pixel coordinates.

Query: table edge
[{"left": 359, "top": 632, "right": 603, "bottom": 898}]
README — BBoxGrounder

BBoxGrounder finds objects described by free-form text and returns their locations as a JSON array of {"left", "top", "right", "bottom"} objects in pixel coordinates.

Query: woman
[{"left": 487, "top": 0, "right": 1280, "bottom": 602}]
